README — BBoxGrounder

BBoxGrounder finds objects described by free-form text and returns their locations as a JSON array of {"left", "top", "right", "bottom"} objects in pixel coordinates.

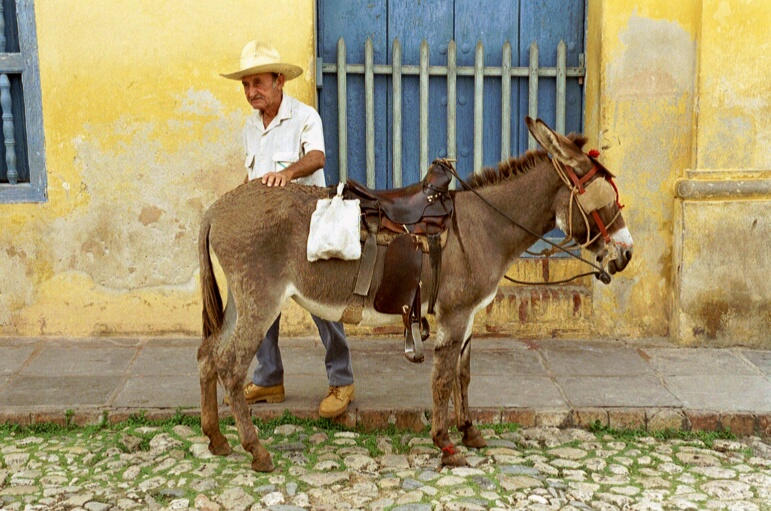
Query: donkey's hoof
[
  {"left": 441, "top": 452, "right": 468, "bottom": 467},
  {"left": 461, "top": 427, "right": 487, "bottom": 449},
  {"left": 440, "top": 445, "right": 467, "bottom": 467},
  {"left": 208, "top": 438, "right": 232, "bottom": 456},
  {"left": 251, "top": 453, "right": 275, "bottom": 472}
]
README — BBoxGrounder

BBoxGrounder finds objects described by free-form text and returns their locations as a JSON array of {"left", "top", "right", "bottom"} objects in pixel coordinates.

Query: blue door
[{"left": 317, "top": 0, "right": 585, "bottom": 188}]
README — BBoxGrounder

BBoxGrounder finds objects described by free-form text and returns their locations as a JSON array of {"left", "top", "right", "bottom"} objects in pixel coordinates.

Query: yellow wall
[
  {"left": 695, "top": 0, "right": 770, "bottom": 170},
  {"left": 0, "top": 0, "right": 317, "bottom": 336},
  {"left": 672, "top": 0, "right": 770, "bottom": 346},
  {"left": 2, "top": 0, "right": 767, "bottom": 345},
  {"left": 583, "top": 0, "right": 769, "bottom": 345},
  {"left": 585, "top": 1, "right": 700, "bottom": 338}
]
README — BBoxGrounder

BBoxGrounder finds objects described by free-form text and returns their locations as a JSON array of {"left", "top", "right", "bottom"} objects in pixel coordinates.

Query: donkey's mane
[{"left": 466, "top": 133, "right": 587, "bottom": 189}]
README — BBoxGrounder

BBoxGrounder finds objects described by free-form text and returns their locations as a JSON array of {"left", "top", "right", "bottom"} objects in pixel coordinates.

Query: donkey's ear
[{"left": 525, "top": 116, "right": 588, "bottom": 169}]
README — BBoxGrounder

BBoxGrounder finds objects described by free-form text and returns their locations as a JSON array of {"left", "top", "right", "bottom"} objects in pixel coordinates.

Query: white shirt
[{"left": 243, "top": 94, "right": 326, "bottom": 186}]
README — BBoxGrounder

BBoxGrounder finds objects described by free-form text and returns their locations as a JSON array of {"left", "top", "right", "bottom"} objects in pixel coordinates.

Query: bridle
[
  {"left": 529, "top": 152, "right": 624, "bottom": 256},
  {"left": 446, "top": 151, "right": 624, "bottom": 286}
]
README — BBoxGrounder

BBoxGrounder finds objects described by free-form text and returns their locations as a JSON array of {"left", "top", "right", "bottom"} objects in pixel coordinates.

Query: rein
[{"left": 444, "top": 159, "right": 615, "bottom": 286}]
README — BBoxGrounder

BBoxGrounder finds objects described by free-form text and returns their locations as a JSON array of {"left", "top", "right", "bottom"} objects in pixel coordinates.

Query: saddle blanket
[{"left": 360, "top": 226, "right": 448, "bottom": 252}]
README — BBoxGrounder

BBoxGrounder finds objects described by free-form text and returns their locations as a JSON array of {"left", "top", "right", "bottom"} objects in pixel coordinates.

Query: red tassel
[
  {"left": 441, "top": 445, "right": 456, "bottom": 455},
  {"left": 587, "top": 149, "right": 600, "bottom": 158}
]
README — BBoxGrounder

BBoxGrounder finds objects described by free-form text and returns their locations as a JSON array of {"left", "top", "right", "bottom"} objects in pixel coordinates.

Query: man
[{"left": 221, "top": 40, "right": 354, "bottom": 418}]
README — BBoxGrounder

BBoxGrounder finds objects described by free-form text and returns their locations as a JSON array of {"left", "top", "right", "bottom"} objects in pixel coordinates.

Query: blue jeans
[{"left": 251, "top": 313, "right": 354, "bottom": 387}]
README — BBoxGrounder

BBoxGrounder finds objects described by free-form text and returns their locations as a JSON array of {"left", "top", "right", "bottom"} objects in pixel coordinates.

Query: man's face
[{"left": 242, "top": 72, "right": 284, "bottom": 111}]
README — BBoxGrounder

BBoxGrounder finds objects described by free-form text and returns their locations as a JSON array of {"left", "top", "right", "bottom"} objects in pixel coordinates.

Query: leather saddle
[
  {"left": 346, "top": 160, "right": 454, "bottom": 226},
  {"left": 342, "top": 159, "right": 456, "bottom": 363}
]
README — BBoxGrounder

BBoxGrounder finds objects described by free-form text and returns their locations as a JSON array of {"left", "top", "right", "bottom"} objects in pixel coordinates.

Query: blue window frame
[{"left": 0, "top": 0, "right": 46, "bottom": 203}]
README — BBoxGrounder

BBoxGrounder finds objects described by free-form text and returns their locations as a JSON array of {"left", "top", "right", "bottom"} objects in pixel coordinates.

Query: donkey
[{"left": 197, "top": 118, "right": 634, "bottom": 471}]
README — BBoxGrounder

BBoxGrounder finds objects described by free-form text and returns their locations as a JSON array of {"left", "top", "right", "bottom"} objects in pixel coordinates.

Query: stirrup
[{"left": 404, "top": 321, "right": 425, "bottom": 363}]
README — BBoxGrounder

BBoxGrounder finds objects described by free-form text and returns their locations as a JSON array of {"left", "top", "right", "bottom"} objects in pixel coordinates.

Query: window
[{"left": 0, "top": 0, "right": 46, "bottom": 203}]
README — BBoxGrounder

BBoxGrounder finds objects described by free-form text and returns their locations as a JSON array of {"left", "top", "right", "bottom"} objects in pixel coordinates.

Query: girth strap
[
  {"left": 341, "top": 217, "right": 378, "bottom": 325},
  {"left": 353, "top": 217, "right": 379, "bottom": 296},
  {"left": 403, "top": 285, "right": 429, "bottom": 363}
]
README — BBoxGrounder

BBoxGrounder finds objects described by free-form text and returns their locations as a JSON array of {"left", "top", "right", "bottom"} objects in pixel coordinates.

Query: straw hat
[{"left": 221, "top": 41, "right": 303, "bottom": 80}]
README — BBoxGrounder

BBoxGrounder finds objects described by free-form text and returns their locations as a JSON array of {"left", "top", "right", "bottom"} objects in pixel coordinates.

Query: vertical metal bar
[
  {"left": 500, "top": 41, "right": 512, "bottom": 161},
  {"left": 446, "top": 40, "right": 457, "bottom": 188},
  {"left": 473, "top": 41, "right": 484, "bottom": 172},
  {"left": 0, "top": 4, "right": 5, "bottom": 50},
  {"left": 315, "top": 56, "right": 323, "bottom": 91},
  {"left": 556, "top": 40, "right": 566, "bottom": 134},
  {"left": 527, "top": 42, "right": 539, "bottom": 150},
  {"left": 419, "top": 39, "right": 429, "bottom": 177},
  {"left": 392, "top": 39, "right": 402, "bottom": 188},
  {"left": 364, "top": 38, "right": 375, "bottom": 187},
  {"left": 0, "top": 75, "right": 16, "bottom": 185},
  {"left": 0, "top": 5, "right": 16, "bottom": 185},
  {"left": 336, "top": 38, "right": 347, "bottom": 182},
  {"left": 314, "top": 2, "right": 320, "bottom": 94}
]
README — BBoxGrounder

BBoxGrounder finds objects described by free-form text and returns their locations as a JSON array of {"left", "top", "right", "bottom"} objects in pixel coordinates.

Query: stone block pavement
[{"left": 0, "top": 336, "right": 769, "bottom": 436}]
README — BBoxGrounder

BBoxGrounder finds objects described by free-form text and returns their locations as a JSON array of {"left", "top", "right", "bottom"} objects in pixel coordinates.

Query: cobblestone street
[{"left": 0, "top": 418, "right": 769, "bottom": 511}]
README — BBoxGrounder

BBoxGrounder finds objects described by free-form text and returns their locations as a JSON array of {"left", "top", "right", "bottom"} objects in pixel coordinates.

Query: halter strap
[
  {"left": 565, "top": 164, "right": 599, "bottom": 194},
  {"left": 553, "top": 159, "right": 620, "bottom": 245},
  {"left": 591, "top": 210, "right": 610, "bottom": 242}
]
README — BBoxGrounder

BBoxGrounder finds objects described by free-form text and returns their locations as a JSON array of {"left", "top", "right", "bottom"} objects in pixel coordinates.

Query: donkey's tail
[{"left": 199, "top": 214, "right": 224, "bottom": 339}]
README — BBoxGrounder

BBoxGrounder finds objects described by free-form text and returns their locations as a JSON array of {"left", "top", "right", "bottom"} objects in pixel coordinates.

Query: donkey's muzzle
[
  {"left": 607, "top": 226, "right": 634, "bottom": 275},
  {"left": 608, "top": 247, "right": 632, "bottom": 274}
]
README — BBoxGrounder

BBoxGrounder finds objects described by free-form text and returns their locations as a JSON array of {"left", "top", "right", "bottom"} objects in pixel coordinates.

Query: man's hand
[
  {"left": 258, "top": 150, "right": 323, "bottom": 188},
  {"left": 261, "top": 170, "right": 292, "bottom": 187}
]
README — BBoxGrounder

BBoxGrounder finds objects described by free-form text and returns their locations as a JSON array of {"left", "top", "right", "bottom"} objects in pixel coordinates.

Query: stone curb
[{"left": 1, "top": 406, "right": 768, "bottom": 437}]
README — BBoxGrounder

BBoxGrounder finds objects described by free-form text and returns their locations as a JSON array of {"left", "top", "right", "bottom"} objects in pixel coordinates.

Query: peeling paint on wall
[
  {"left": 0, "top": 100, "right": 244, "bottom": 333},
  {"left": 589, "top": 9, "right": 697, "bottom": 338},
  {"left": 49, "top": 106, "right": 242, "bottom": 290},
  {"left": 609, "top": 15, "right": 696, "bottom": 98},
  {"left": 697, "top": 0, "right": 771, "bottom": 170},
  {"left": 0, "top": 0, "right": 319, "bottom": 336},
  {"left": 672, "top": 0, "right": 771, "bottom": 347},
  {"left": 1, "top": 1, "right": 767, "bottom": 345},
  {"left": 678, "top": 201, "right": 770, "bottom": 346}
]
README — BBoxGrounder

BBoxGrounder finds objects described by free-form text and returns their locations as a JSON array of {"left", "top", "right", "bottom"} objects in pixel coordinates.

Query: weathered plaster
[
  {"left": 671, "top": 0, "right": 771, "bottom": 346},
  {"left": 2, "top": 1, "right": 767, "bottom": 345},
  {"left": 588, "top": 6, "right": 698, "bottom": 338},
  {"left": 0, "top": 0, "right": 318, "bottom": 336},
  {"left": 52, "top": 106, "right": 242, "bottom": 289},
  {"left": 696, "top": 0, "right": 771, "bottom": 170},
  {"left": 608, "top": 15, "right": 696, "bottom": 97},
  {"left": 677, "top": 201, "right": 770, "bottom": 346}
]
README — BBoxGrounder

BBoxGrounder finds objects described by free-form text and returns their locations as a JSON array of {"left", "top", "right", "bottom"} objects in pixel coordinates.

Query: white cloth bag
[{"left": 307, "top": 183, "right": 362, "bottom": 261}]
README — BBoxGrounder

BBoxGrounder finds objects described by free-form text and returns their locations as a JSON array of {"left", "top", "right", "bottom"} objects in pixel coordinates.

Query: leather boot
[
  {"left": 318, "top": 384, "right": 355, "bottom": 418},
  {"left": 224, "top": 383, "right": 285, "bottom": 405}
]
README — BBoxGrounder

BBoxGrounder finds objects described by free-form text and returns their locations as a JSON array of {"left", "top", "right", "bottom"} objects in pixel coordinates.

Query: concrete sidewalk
[{"left": 0, "top": 336, "right": 769, "bottom": 435}]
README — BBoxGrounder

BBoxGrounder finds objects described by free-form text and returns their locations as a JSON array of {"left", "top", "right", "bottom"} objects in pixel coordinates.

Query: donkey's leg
[
  {"left": 216, "top": 305, "right": 278, "bottom": 472},
  {"left": 198, "top": 335, "right": 231, "bottom": 456},
  {"left": 452, "top": 336, "right": 487, "bottom": 449},
  {"left": 198, "top": 289, "right": 240, "bottom": 456},
  {"left": 431, "top": 315, "right": 467, "bottom": 467}
]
